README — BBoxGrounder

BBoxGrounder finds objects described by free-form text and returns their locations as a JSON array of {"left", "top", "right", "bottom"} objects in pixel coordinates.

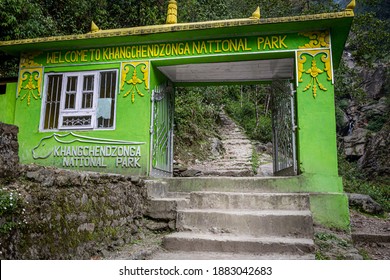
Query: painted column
[
  {"left": 295, "top": 32, "right": 350, "bottom": 229},
  {"left": 296, "top": 48, "right": 339, "bottom": 179}
]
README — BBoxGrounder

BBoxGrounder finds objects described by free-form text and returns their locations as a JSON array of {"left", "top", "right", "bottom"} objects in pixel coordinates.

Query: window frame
[{"left": 40, "top": 69, "right": 118, "bottom": 132}]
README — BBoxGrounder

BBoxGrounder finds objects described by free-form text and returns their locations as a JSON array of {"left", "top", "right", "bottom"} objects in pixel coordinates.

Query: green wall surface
[
  {"left": 0, "top": 83, "right": 17, "bottom": 125},
  {"left": 14, "top": 62, "right": 152, "bottom": 176},
  {"left": 296, "top": 53, "right": 340, "bottom": 177}
]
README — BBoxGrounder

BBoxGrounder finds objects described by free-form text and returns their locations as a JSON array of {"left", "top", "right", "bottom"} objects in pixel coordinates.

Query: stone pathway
[{"left": 187, "top": 111, "right": 273, "bottom": 176}]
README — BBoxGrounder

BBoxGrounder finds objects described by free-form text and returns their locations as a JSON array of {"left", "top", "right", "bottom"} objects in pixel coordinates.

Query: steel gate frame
[
  {"left": 150, "top": 83, "right": 175, "bottom": 177},
  {"left": 271, "top": 80, "right": 298, "bottom": 176}
]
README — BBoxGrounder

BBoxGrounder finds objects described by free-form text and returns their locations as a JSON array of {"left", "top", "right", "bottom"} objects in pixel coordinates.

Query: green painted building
[{"left": 0, "top": 2, "right": 355, "bottom": 229}]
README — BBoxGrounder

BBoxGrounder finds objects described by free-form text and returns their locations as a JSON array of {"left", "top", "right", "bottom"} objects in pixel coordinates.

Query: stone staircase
[
  {"left": 146, "top": 178, "right": 315, "bottom": 260},
  {"left": 187, "top": 111, "right": 254, "bottom": 176}
]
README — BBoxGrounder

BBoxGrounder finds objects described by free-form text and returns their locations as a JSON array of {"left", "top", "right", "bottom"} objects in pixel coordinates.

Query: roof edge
[{"left": 0, "top": 10, "right": 354, "bottom": 48}]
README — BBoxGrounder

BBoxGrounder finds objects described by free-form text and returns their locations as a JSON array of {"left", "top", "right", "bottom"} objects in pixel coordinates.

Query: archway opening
[{"left": 150, "top": 58, "right": 297, "bottom": 177}]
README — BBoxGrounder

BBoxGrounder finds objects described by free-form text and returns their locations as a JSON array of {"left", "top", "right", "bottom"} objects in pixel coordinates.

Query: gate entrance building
[{"left": 0, "top": 2, "right": 355, "bottom": 229}]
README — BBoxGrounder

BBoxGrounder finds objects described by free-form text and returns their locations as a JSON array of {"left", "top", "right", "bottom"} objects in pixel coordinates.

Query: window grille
[
  {"left": 41, "top": 70, "right": 117, "bottom": 131},
  {"left": 43, "top": 75, "right": 62, "bottom": 130}
]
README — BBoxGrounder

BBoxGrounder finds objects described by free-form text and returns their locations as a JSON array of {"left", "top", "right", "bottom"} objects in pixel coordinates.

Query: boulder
[
  {"left": 209, "top": 137, "right": 224, "bottom": 157},
  {"left": 347, "top": 193, "right": 383, "bottom": 215},
  {"left": 359, "top": 64, "right": 388, "bottom": 100},
  {"left": 343, "top": 128, "right": 370, "bottom": 159},
  {"left": 359, "top": 121, "right": 390, "bottom": 178}
]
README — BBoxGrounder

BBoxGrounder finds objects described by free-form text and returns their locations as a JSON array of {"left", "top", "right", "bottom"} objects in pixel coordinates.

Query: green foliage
[
  {"left": 315, "top": 251, "right": 329, "bottom": 260},
  {"left": 302, "top": 0, "right": 340, "bottom": 14},
  {"left": 251, "top": 147, "right": 259, "bottom": 175},
  {"left": 338, "top": 152, "right": 390, "bottom": 212},
  {"left": 348, "top": 13, "right": 390, "bottom": 66},
  {"left": 334, "top": 61, "right": 366, "bottom": 101},
  {"left": 174, "top": 87, "right": 222, "bottom": 162},
  {"left": 315, "top": 232, "right": 349, "bottom": 248},
  {"left": 358, "top": 249, "right": 372, "bottom": 260},
  {"left": 314, "top": 230, "right": 353, "bottom": 260},
  {"left": 224, "top": 85, "right": 272, "bottom": 143},
  {"left": 173, "top": 84, "right": 273, "bottom": 162},
  {"left": 365, "top": 108, "right": 388, "bottom": 132},
  {"left": 0, "top": 0, "right": 57, "bottom": 40},
  {"left": 0, "top": 188, "right": 26, "bottom": 234}
]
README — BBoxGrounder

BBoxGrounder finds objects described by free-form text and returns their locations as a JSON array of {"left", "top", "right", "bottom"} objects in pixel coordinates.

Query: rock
[
  {"left": 359, "top": 64, "right": 387, "bottom": 100},
  {"left": 359, "top": 121, "right": 390, "bottom": 178},
  {"left": 343, "top": 128, "right": 370, "bottom": 159},
  {"left": 144, "top": 220, "right": 168, "bottom": 231},
  {"left": 180, "top": 169, "right": 202, "bottom": 177},
  {"left": 360, "top": 97, "right": 388, "bottom": 116},
  {"left": 168, "top": 220, "right": 176, "bottom": 230},
  {"left": 343, "top": 51, "right": 356, "bottom": 69},
  {"left": 210, "top": 137, "right": 224, "bottom": 157},
  {"left": 173, "top": 163, "right": 188, "bottom": 177},
  {"left": 254, "top": 142, "right": 267, "bottom": 153},
  {"left": 77, "top": 223, "right": 96, "bottom": 233},
  {"left": 266, "top": 142, "right": 273, "bottom": 155},
  {"left": 347, "top": 193, "right": 383, "bottom": 215}
]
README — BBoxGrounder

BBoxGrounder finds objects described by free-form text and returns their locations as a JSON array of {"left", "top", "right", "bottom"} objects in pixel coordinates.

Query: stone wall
[
  {"left": 0, "top": 122, "right": 19, "bottom": 178},
  {"left": 0, "top": 123, "right": 149, "bottom": 259}
]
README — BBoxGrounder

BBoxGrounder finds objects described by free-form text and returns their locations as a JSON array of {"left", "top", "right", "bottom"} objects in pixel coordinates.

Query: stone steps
[
  {"left": 195, "top": 162, "right": 252, "bottom": 168},
  {"left": 188, "top": 192, "right": 310, "bottom": 210},
  {"left": 146, "top": 198, "right": 189, "bottom": 220},
  {"left": 157, "top": 177, "right": 300, "bottom": 193},
  {"left": 201, "top": 169, "right": 253, "bottom": 177},
  {"left": 213, "top": 160, "right": 252, "bottom": 165},
  {"left": 163, "top": 232, "right": 314, "bottom": 255},
  {"left": 147, "top": 178, "right": 315, "bottom": 259},
  {"left": 150, "top": 251, "right": 315, "bottom": 260},
  {"left": 222, "top": 139, "right": 252, "bottom": 145},
  {"left": 177, "top": 209, "right": 313, "bottom": 238}
]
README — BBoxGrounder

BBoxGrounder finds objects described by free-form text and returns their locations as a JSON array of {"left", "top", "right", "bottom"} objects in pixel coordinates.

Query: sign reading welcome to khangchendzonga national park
[{"left": 37, "top": 32, "right": 325, "bottom": 65}]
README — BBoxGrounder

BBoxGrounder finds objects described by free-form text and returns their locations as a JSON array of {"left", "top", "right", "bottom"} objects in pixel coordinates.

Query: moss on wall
[{"left": 0, "top": 165, "right": 148, "bottom": 259}]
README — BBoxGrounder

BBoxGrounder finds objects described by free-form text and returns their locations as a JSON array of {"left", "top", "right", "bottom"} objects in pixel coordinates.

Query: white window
[{"left": 41, "top": 70, "right": 117, "bottom": 131}]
